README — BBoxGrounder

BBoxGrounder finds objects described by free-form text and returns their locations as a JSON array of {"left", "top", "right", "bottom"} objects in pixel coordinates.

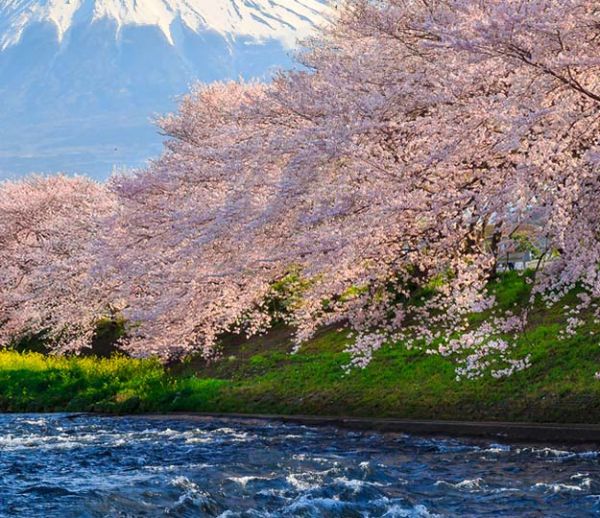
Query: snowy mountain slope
[
  {"left": 0, "top": 0, "right": 329, "bottom": 49},
  {"left": 0, "top": 1, "right": 331, "bottom": 179}
]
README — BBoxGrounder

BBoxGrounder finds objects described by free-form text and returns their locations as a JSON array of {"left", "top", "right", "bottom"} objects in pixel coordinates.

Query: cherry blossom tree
[
  {"left": 281, "top": 0, "right": 600, "bottom": 376},
  {"left": 95, "top": 0, "right": 598, "bottom": 374},
  {"left": 0, "top": 175, "right": 117, "bottom": 352},
  {"left": 102, "top": 82, "right": 290, "bottom": 358}
]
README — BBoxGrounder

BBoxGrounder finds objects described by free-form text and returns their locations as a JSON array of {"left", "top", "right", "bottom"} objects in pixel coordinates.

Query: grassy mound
[{"left": 1, "top": 273, "right": 599, "bottom": 422}]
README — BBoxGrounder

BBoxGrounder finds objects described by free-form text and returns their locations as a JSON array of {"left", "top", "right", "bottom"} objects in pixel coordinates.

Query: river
[{"left": 0, "top": 414, "right": 599, "bottom": 516}]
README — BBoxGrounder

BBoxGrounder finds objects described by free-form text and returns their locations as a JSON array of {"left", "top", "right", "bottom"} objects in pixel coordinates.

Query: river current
[{"left": 0, "top": 414, "right": 599, "bottom": 517}]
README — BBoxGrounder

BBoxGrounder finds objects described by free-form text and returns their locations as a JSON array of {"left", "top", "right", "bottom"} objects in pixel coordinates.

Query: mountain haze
[{"left": 0, "top": 0, "right": 330, "bottom": 179}]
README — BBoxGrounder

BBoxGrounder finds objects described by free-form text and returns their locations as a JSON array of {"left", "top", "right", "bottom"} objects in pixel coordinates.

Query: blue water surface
[{"left": 0, "top": 414, "right": 599, "bottom": 517}]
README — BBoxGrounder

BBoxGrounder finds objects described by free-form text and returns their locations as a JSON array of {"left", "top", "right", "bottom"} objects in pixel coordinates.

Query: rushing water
[{"left": 1, "top": 415, "right": 600, "bottom": 517}]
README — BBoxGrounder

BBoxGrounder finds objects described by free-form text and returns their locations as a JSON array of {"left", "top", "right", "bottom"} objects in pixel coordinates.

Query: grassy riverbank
[{"left": 1, "top": 273, "right": 599, "bottom": 422}]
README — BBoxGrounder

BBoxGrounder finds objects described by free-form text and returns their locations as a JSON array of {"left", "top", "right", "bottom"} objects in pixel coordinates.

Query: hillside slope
[{"left": 1, "top": 273, "right": 599, "bottom": 423}]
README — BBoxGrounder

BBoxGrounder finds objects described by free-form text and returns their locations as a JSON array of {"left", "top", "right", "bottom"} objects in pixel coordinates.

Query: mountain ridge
[
  {"left": 0, "top": 1, "right": 331, "bottom": 179},
  {"left": 0, "top": 0, "right": 330, "bottom": 49}
]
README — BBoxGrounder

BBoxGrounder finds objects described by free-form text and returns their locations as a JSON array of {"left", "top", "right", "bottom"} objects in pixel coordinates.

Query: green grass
[
  {"left": 1, "top": 272, "right": 599, "bottom": 422},
  {"left": 0, "top": 353, "right": 227, "bottom": 414}
]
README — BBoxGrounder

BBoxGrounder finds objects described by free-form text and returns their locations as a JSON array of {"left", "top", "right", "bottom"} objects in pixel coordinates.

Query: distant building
[{"left": 498, "top": 251, "right": 533, "bottom": 271}]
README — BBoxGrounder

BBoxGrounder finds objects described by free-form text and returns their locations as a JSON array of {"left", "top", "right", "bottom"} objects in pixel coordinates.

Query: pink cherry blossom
[{"left": 0, "top": 0, "right": 598, "bottom": 378}]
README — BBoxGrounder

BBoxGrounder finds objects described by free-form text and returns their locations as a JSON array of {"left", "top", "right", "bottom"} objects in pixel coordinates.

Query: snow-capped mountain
[{"left": 0, "top": 0, "right": 331, "bottom": 179}]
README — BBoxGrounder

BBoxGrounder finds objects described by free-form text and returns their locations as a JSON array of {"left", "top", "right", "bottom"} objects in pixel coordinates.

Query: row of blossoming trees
[{"left": 1, "top": 0, "right": 598, "bottom": 378}]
